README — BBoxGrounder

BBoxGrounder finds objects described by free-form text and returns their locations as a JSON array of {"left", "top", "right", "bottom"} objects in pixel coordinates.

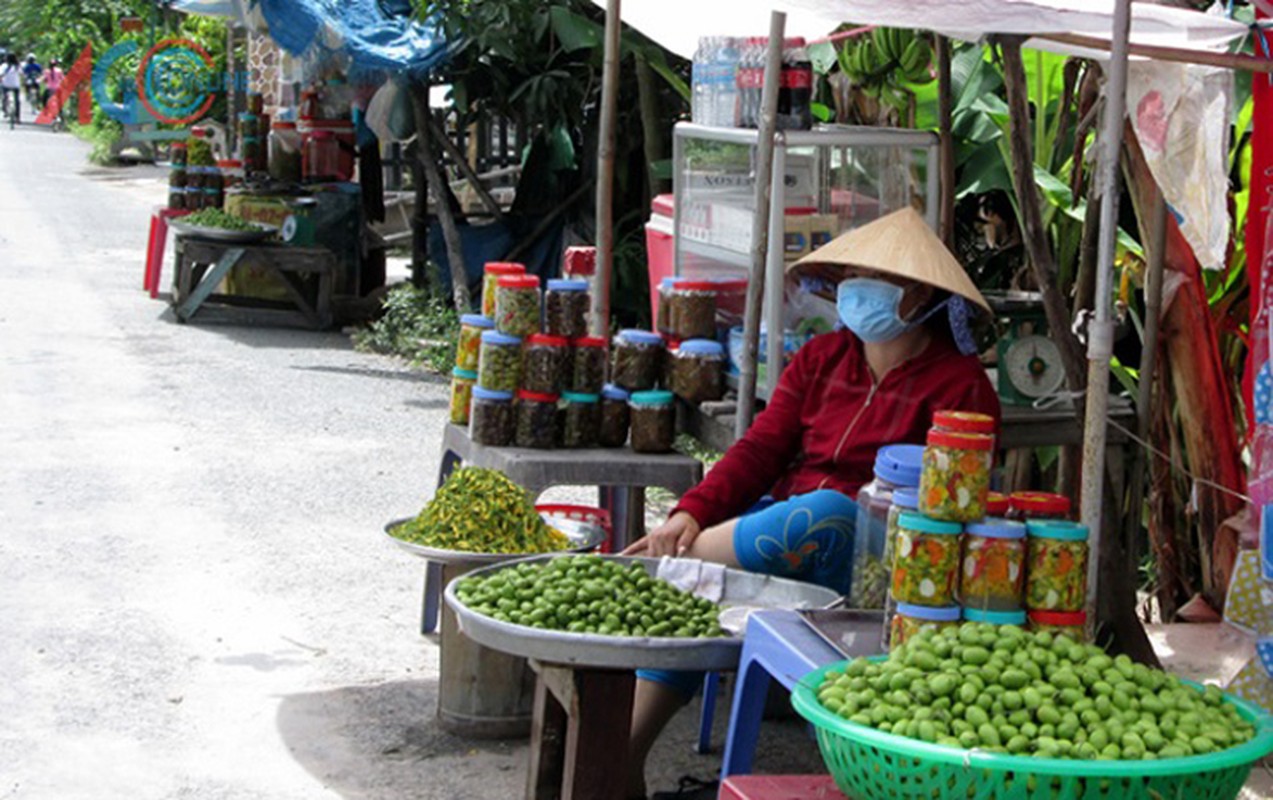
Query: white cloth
[{"left": 1, "top": 66, "right": 20, "bottom": 90}]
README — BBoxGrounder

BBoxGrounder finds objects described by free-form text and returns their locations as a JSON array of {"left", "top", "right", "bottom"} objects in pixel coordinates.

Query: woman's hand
[{"left": 621, "top": 511, "right": 702, "bottom": 558}]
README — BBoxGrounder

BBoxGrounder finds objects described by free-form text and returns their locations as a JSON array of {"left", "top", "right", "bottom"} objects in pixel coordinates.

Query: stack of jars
[{"left": 884, "top": 409, "right": 1089, "bottom": 649}]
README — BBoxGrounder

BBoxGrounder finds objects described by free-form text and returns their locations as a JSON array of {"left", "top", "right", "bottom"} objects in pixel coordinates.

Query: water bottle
[
  {"left": 692, "top": 37, "right": 711, "bottom": 125},
  {"left": 714, "top": 37, "right": 740, "bottom": 128}
]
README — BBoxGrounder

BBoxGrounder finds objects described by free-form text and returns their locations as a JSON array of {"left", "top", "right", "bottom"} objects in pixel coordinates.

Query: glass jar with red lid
[
  {"left": 933, "top": 409, "right": 995, "bottom": 435},
  {"left": 495, "top": 274, "right": 542, "bottom": 338},
  {"left": 522, "top": 334, "right": 570, "bottom": 395},
  {"left": 481, "top": 262, "right": 526, "bottom": 319},
  {"left": 1008, "top": 491, "right": 1072, "bottom": 521},
  {"left": 1027, "top": 609, "right": 1088, "bottom": 642},
  {"left": 570, "top": 336, "right": 608, "bottom": 394},
  {"left": 919, "top": 430, "right": 993, "bottom": 522},
  {"left": 514, "top": 389, "right": 559, "bottom": 449},
  {"left": 668, "top": 279, "right": 718, "bottom": 340},
  {"left": 986, "top": 491, "right": 1009, "bottom": 517}
]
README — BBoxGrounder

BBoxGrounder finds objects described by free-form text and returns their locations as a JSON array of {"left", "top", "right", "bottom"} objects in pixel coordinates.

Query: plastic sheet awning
[
  {"left": 173, "top": 0, "right": 449, "bottom": 74},
  {"left": 593, "top": 0, "right": 1248, "bottom": 59}
]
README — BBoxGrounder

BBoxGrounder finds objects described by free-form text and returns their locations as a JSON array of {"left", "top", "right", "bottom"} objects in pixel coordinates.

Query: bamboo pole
[
  {"left": 594, "top": 0, "right": 622, "bottom": 337},
  {"left": 1035, "top": 32, "right": 1273, "bottom": 74},
  {"left": 410, "top": 81, "right": 471, "bottom": 311},
  {"left": 936, "top": 35, "right": 955, "bottom": 246},
  {"left": 735, "top": 13, "right": 786, "bottom": 439},
  {"left": 1078, "top": 0, "right": 1132, "bottom": 621}
]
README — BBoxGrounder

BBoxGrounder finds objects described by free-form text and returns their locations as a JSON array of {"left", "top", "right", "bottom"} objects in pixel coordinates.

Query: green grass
[{"left": 352, "top": 282, "right": 460, "bottom": 375}]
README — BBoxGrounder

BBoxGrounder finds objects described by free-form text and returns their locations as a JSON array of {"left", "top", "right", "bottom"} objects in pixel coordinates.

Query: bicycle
[{"left": 3, "top": 89, "right": 18, "bottom": 130}]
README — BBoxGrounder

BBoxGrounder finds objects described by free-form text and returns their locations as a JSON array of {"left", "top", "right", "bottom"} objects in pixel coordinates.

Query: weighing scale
[{"left": 985, "top": 290, "right": 1066, "bottom": 406}]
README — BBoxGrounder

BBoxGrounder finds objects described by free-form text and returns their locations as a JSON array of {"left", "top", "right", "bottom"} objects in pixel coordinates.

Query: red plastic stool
[
  {"left": 718, "top": 775, "right": 848, "bottom": 799},
  {"left": 144, "top": 208, "right": 191, "bottom": 298}
]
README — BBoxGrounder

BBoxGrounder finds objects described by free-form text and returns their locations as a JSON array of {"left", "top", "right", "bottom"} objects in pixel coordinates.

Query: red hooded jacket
[{"left": 674, "top": 330, "right": 1002, "bottom": 529}]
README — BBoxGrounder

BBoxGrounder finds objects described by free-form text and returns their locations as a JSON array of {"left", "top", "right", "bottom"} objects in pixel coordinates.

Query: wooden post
[
  {"left": 594, "top": 0, "right": 622, "bottom": 337},
  {"left": 936, "top": 35, "right": 955, "bottom": 246},
  {"left": 427, "top": 116, "right": 505, "bottom": 223},
  {"left": 997, "top": 37, "right": 1087, "bottom": 393},
  {"left": 409, "top": 80, "right": 471, "bottom": 311}
]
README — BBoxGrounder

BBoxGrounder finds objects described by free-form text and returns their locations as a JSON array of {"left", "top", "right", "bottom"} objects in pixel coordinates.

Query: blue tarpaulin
[{"left": 254, "top": 0, "right": 448, "bottom": 75}]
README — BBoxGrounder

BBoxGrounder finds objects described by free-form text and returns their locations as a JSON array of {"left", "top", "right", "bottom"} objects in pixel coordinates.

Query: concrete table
[{"left": 419, "top": 424, "right": 704, "bottom": 634}]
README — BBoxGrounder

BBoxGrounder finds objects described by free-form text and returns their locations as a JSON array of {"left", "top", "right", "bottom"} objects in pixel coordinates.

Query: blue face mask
[{"left": 836, "top": 278, "right": 914, "bottom": 343}]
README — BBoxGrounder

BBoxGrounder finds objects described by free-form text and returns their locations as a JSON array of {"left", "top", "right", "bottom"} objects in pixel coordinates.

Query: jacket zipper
[{"left": 817, "top": 377, "right": 881, "bottom": 490}]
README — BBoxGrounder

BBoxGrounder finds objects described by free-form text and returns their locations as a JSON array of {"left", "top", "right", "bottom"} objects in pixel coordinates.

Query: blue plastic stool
[
  {"left": 719, "top": 610, "right": 846, "bottom": 777},
  {"left": 696, "top": 672, "right": 721, "bottom": 753}
]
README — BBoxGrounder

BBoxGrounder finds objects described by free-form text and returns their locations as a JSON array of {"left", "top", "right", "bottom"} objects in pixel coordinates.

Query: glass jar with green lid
[
  {"left": 629, "top": 390, "right": 675, "bottom": 453},
  {"left": 561, "top": 392, "right": 601, "bottom": 448},
  {"left": 961, "top": 607, "right": 1027, "bottom": 626},
  {"left": 1025, "top": 520, "right": 1089, "bottom": 612},
  {"left": 891, "top": 512, "right": 962, "bottom": 607}
]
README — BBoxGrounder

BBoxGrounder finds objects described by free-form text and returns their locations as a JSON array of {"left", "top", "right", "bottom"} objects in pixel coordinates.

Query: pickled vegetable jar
[
  {"left": 655, "top": 277, "right": 677, "bottom": 336},
  {"left": 669, "top": 339, "right": 725, "bottom": 404},
  {"left": 515, "top": 390, "right": 559, "bottom": 449},
  {"left": 599, "top": 384, "right": 630, "bottom": 448},
  {"left": 880, "top": 486, "right": 920, "bottom": 648},
  {"left": 561, "top": 392, "right": 601, "bottom": 448},
  {"left": 495, "top": 274, "right": 542, "bottom": 338},
  {"left": 889, "top": 602, "right": 960, "bottom": 650},
  {"left": 668, "top": 279, "right": 718, "bottom": 340},
  {"left": 629, "top": 390, "right": 675, "bottom": 453},
  {"left": 477, "top": 330, "right": 523, "bottom": 393},
  {"left": 470, "top": 387, "right": 515, "bottom": 446},
  {"left": 986, "top": 491, "right": 1009, "bottom": 517},
  {"left": 611, "top": 330, "right": 664, "bottom": 391},
  {"left": 660, "top": 337, "right": 681, "bottom": 390},
  {"left": 919, "top": 430, "right": 993, "bottom": 522},
  {"left": 570, "top": 337, "right": 608, "bottom": 394},
  {"left": 457, "top": 314, "right": 494, "bottom": 372},
  {"left": 932, "top": 409, "right": 995, "bottom": 436},
  {"left": 892, "top": 512, "right": 962, "bottom": 606},
  {"left": 449, "top": 367, "right": 477, "bottom": 426},
  {"left": 852, "top": 444, "right": 923, "bottom": 610},
  {"left": 1027, "top": 609, "right": 1087, "bottom": 641},
  {"left": 522, "top": 334, "right": 570, "bottom": 395},
  {"left": 481, "top": 262, "right": 525, "bottom": 319},
  {"left": 1008, "top": 491, "right": 1072, "bottom": 521},
  {"left": 544, "top": 279, "right": 590, "bottom": 339},
  {"left": 1025, "top": 520, "right": 1089, "bottom": 612},
  {"left": 961, "top": 607, "right": 1027, "bottom": 626},
  {"left": 960, "top": 518, "right": 1027, "bottom": 611}
]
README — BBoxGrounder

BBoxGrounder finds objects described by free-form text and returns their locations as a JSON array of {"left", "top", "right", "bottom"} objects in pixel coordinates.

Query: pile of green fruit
[
  {"left": 816, "top": 622, "right": 1256, "bottom": 760},
  {"left": 456, "top": 555, "right": 726, "bottom": 637},
  {"left": 391, "top": 467, "right": 568, "bottom": 554},
  {"left": 839, "top": 27, "right": 933, "bottom": 85},
  {"left": 182, "top": 208, "right": 261, "bottom": 232}
]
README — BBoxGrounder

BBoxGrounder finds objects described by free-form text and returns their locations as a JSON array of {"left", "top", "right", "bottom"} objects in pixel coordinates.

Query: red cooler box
[{"left": 645, "top": 193, "right": 676, "bottom": 324}]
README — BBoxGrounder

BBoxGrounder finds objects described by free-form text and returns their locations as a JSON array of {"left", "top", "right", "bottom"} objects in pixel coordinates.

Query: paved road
[{"left": 0, "top": 125, "right": 831, "bottom": 799}]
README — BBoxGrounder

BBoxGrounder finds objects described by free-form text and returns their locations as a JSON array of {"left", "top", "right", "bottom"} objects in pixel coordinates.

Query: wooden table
[{"left": 171, "top": 236, "right": 338, "bottom": 329}]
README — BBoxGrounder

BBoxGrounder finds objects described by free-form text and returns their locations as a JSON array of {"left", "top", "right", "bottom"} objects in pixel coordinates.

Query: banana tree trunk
[{"left": 1123, "top": 133, "right": 1245, "bottom": 610}]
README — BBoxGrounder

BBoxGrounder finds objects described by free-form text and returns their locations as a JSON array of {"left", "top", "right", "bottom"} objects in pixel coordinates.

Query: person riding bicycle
[
  {"left": 22, "top": 55, "right": 42, "bottom": 106},
  {"left": 1, "top": 54, "right": 21, "bottom": 123},
  {"left": 42, "top": 59, "right": 63, "bottom": 108}
]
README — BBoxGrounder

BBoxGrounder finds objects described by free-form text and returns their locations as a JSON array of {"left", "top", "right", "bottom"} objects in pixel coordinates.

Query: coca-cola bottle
[
  {"left": 778, "top": 37, "right": 813, "bottom": 131},
  {"left": 735, "top": 37, "right": 767, "bottom": 129}
]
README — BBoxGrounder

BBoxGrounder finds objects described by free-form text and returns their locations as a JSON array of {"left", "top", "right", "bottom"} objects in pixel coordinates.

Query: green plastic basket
[{"left": 791, "top": 658, "right": 1273, "bottom": 800}]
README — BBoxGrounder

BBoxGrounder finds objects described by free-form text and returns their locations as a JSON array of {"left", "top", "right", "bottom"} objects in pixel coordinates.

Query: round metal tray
[
  {"left": 170, "top": 219, "right": 279, "bottom": 243},
  {"left": 444, "top": 554, "right": 840, "bottom": 671},
  {"left": 383, "top": 516, "right": 607, "bottom": 565}
]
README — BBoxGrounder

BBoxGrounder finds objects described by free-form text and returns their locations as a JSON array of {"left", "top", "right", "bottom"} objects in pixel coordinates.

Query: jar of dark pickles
[
  {"left": 478, "top": 330, "right": 523, "bottom": 393},
  {"left": 599, "top": 383, "right": 630, "bottom": 448},
  {"left": 515, "top": 389, "right": 559, "bottom": 449},
  {"left": 655, "top": 277, "right": 677, "bottom": 336},
  {"left": 470, "top": 386, "right": 515, "bottom": 446},
  {"left": 522, "top": 334, "right": 570, "bottom": 395},
  {"left": 544, "top": 279, "right": 590, "bottom": 339},
  {"left": 561, "top": 392, "right": 601, "bottom": 448},
  {"left": 669, "top": 280, "right": 718, "bottom": 340},
  {"left": 495, "top": 274, "right": 542, "bottom": 338},
  {"left": 611, "top": 329, "right": 663, "bottom": 391},
  {"left": 629, "top": 390, "right": 675, "bottom": 453},
  {"left": 669, "top": 339, "right": 725, "bottom": 404},
  {"left": 570, "top": 337, "right": 608, "bottom": 394}
]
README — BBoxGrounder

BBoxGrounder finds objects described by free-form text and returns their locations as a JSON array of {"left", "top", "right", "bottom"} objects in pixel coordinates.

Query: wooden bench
[{"left": 172, "top": 237, "right": 338, "bottom": 330}]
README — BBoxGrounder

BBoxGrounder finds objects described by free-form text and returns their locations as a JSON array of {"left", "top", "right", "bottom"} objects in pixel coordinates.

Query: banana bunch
[{"left": 838, "top": 27, "right": 933, "bottom": 85}]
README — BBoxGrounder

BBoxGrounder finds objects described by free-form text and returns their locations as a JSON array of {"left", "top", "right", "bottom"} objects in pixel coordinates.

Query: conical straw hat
[{"left": 789, "top": 207, "right": 990, "bottom": 313}]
